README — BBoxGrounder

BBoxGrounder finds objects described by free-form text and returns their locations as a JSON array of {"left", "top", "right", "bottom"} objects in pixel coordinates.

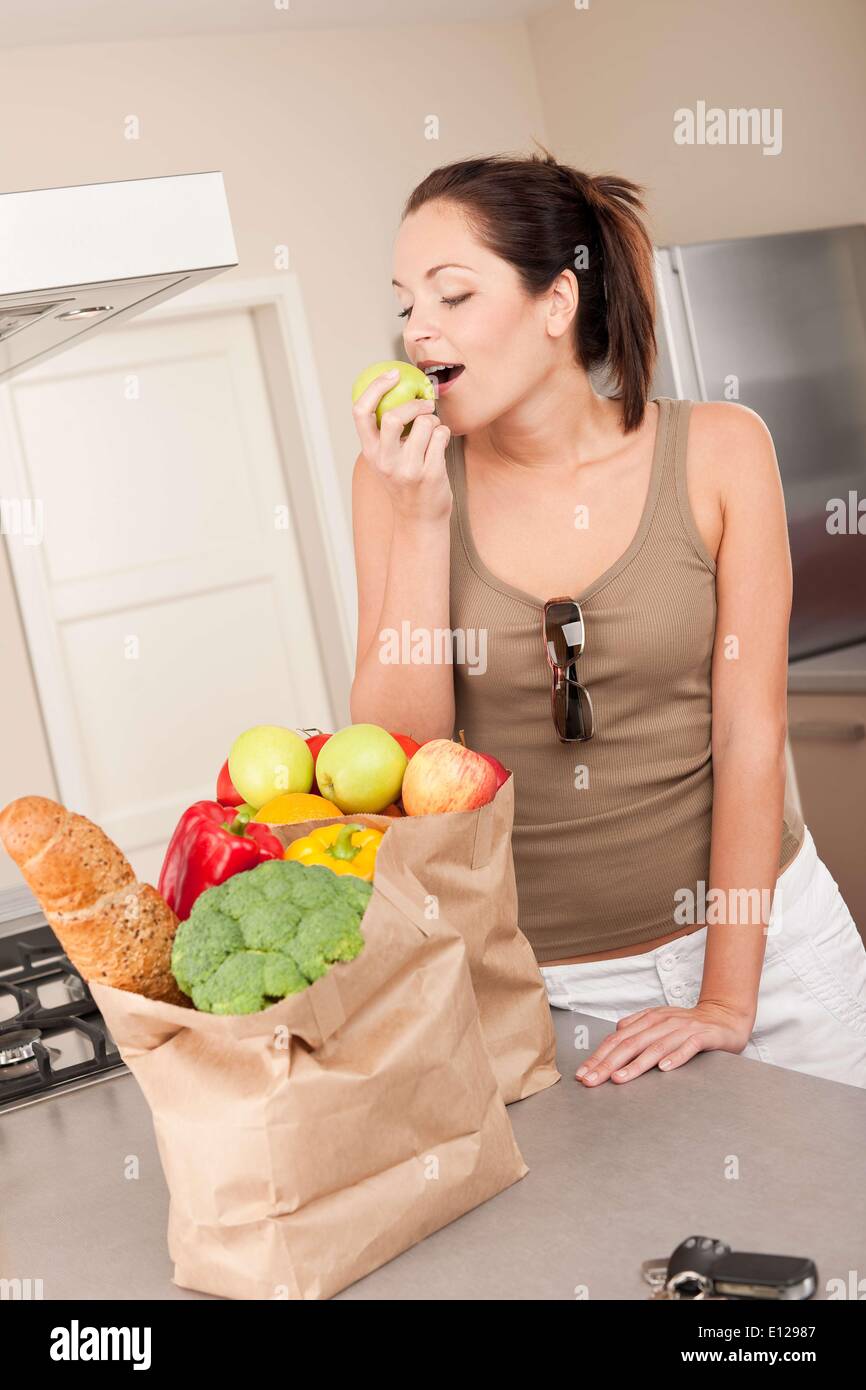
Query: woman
[{"left": 349, "top": 150, "right": 866, "bottom": 1089}]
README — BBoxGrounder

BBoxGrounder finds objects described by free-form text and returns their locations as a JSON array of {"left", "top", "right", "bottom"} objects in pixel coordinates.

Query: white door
[{"left": 1, "top": 307, "right": 335, "bottom": 884}]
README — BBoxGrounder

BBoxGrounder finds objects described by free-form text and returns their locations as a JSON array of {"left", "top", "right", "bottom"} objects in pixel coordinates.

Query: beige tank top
[{"left": 444, "top": 396, "right": 805, "bottom": 962}]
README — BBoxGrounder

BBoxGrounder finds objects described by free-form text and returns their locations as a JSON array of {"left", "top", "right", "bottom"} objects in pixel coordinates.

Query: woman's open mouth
[{"left": 421, "top": 362, "right": 465, "bottom": 397}]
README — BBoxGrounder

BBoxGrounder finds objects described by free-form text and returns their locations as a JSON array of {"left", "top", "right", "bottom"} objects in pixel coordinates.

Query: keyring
[{"left": 668, "top": 1269, "right": 714, "bottom": 1299}]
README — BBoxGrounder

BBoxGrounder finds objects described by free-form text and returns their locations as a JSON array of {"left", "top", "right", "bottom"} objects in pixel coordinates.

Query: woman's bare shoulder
[
  {"left": 677, "top": 400, "right": 781, "bottom": 564},
  {"left": 687, "top": 400, "right": 780, "bottom": 494}
]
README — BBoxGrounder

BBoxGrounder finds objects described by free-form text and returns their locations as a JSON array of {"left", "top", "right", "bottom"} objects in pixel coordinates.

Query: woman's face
[{"left": 392, "top": 199, "right": 568, "bottom": 435}]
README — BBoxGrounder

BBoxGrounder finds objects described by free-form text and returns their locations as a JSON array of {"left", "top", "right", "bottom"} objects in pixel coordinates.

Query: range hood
[{"left": 0, "top": 171, "right": 238, "bottom": 381}]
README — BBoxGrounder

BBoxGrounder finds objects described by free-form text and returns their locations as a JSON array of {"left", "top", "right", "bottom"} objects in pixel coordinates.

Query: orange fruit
[{"left": 252, "top": 791, "right": 341, "bottom": 823}]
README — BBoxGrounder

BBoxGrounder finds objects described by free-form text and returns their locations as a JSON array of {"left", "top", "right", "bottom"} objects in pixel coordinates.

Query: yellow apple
[
  {"left": 228, "top": 726, "right": 313, "bottom": 809},
  {"left": 315, "top": 723, "right": 408, "bottom": 813},
  {"left": 351, "top": 359, "right": 435, "bottom": 429}
]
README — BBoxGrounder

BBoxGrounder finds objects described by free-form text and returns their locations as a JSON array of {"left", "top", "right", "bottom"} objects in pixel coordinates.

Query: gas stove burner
[
  {"left": 0, "top": 1028, "right": 42, "bottom": 1078},
  {"left": 0, "top": 919, "right": 126, "bottom": 1112}
]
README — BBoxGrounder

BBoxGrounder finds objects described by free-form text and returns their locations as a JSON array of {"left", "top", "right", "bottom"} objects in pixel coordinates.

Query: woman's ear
[{"left": 546, "top": 267, "right": 579, "bottom": 341}]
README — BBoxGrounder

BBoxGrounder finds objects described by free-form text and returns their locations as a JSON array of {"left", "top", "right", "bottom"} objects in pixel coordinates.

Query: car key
[
  {"left": 710, "top": 1251, "right": 817, "bottom": 1300},
  {"left": 641, "top": 1234, "right": 731, "bottom": 1291}
]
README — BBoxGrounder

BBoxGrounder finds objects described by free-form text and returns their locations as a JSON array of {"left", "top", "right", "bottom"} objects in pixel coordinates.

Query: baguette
[{"left": 0, "top": 796, "right": 189, "bottom": 1007}]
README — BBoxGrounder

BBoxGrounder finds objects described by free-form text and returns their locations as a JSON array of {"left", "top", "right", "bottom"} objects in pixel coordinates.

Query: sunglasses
[{"left": 542, "top": 597, "right": 594, "bottom": 742}]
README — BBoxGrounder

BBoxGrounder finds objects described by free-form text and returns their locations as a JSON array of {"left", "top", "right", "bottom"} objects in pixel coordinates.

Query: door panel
[{"left": 15, "top": 350, "right": 262, "bottom": 581}]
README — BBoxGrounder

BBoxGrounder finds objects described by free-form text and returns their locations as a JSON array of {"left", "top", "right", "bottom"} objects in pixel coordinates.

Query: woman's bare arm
[
  {"left": 349, "top": 454, "right": 455, "bottom": 740},
  {"left": 348, "top": 374, "right": 456, "bottom": 742},
  {"left": 697, "top": 401, "right": 793, "bottom": 1026}
]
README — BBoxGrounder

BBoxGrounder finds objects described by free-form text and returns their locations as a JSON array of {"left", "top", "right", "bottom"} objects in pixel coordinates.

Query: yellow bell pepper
[{"left": 284, "top": 822, "right": 384, "bottom": 881}]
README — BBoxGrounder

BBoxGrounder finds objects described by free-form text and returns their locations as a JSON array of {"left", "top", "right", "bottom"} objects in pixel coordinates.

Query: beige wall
[
  {"left": 1, "top": 2, "right": 863, "bottom": 886},
  {"left": 528, "top": 0, "right": 866, "bottom": 243},
  {"left": 0, "top": 21, "right": 545, "bottom": 884}
]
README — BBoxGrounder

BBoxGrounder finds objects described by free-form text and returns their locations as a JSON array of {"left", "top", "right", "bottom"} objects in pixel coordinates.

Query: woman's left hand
[{"left": 575, "top": 1001, "right": 755, "bottom": 1086}]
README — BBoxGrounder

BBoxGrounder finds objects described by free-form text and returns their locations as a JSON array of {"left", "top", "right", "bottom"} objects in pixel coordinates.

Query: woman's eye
[{"left": 397, "top": 293, "right": 471, "bottom": 320}]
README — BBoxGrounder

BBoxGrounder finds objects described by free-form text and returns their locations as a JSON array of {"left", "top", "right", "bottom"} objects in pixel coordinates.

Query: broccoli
[
  {"left": 190, "top": 950, "right": 308, "bottom": 1015},
  {"left": 286, "top": 903, "right": 366, "bottom": 983},
  {"left": 171, "top": 858, "right": 372, "bottom": 1014}
]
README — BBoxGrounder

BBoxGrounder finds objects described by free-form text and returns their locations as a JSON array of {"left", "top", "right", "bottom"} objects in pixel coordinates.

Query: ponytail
[
  {"left": 403, "top": 150, "right": 657, "bottom": 432},
  {"left": 568, "top": 169, "right": 657, "bottom": 433}
]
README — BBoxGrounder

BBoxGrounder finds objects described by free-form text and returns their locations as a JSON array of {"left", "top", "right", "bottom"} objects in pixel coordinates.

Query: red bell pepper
[{"left": 158, "top": 800, "right": 284, "bottom": 921}]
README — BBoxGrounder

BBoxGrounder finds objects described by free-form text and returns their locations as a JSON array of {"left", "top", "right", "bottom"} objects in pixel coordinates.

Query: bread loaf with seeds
[{"left": 0, "top": 796, "right": 189, "bottom": 1007}]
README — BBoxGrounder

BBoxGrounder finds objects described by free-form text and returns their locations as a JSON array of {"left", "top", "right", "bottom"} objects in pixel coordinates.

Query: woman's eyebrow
[{"left": 391, "top": 263, "right": 476, "bottom": 288}]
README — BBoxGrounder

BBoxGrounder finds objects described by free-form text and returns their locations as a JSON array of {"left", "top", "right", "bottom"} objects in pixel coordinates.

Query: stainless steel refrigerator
[{"left": 653, "top": 224, "right": 866, "bottom": 660}]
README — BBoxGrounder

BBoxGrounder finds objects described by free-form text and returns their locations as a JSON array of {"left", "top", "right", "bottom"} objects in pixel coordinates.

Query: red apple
[
  {"left": 300, "top": 729, "right": 332, "bottom": 796},
  {"left": 391, "top": 732, "right": 421, "bottom": 760},
  {"left": 216, "top": 757, "right": 244, "bottom": 807},
  {"left": 478, "top": 751, "right": 510, "bottom": 792},
  {"left": 401, "top": 738, "right": 498, "bottom": 815}
]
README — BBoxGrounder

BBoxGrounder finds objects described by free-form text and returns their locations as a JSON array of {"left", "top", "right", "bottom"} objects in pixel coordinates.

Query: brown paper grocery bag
[
  {"left": 270, "top": 775, "right": 560, "bottom": 1104},
  {"left": 91, "top": 854, "right": 527, "bottom": 1301}
]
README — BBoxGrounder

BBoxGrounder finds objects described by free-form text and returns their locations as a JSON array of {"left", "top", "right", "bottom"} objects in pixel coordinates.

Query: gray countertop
[{"left": 3, "top": 1008, "right": 864, "bottom": 1301}]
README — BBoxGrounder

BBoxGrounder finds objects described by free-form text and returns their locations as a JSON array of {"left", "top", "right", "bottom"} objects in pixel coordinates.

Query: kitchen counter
[
  {"left": 788, "top": 641, "right": 866, "bottom": 695},
  {"left": 2, "top": 1008, "right": 864, "bottom": 1301}
]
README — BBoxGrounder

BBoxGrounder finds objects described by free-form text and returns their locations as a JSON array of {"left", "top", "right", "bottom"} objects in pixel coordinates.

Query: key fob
[{"left": 711, "top": 1252, "right": 817, "bottom": 1300}]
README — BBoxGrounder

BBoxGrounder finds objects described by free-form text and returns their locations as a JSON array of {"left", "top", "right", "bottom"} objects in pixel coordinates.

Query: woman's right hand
[{"left": 352, "top": 368, "right": 453, "bottom": 523}]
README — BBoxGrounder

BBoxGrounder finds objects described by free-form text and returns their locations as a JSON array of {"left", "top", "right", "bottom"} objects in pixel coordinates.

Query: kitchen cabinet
[{"left": 788, "top": 644, "right": 866, "bottom": 941}]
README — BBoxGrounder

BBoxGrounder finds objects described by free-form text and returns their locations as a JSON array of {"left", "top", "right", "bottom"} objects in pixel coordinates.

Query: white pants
[{"left": 540, "top": 827, "right": 866, "bottom": 1089}]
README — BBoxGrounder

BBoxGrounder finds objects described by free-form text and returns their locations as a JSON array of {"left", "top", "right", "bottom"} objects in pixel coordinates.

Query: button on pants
[{"left": 540, "top": 828, "right": 866, "bottom": 1089}]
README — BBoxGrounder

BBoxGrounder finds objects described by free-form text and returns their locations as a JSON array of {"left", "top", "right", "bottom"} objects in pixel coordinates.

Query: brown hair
[{"left": 402, "top": 148, "right": 657, "bottom": 433}]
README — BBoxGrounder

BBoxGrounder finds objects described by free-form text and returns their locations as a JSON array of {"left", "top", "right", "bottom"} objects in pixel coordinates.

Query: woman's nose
[{"left": 405, "top": 312, "right": 441, "bottom": 343}]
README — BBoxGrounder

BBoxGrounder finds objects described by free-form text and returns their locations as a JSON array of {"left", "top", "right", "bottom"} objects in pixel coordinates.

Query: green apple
[
  {"left": 228, "top": 726, "right": 314, "bottom": 810},
  {"left": 351, "top": 359, "right": 435, "bottom": 429},
  {"left": 315, "top": 723, "right": 408, "bottom": 813}
]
